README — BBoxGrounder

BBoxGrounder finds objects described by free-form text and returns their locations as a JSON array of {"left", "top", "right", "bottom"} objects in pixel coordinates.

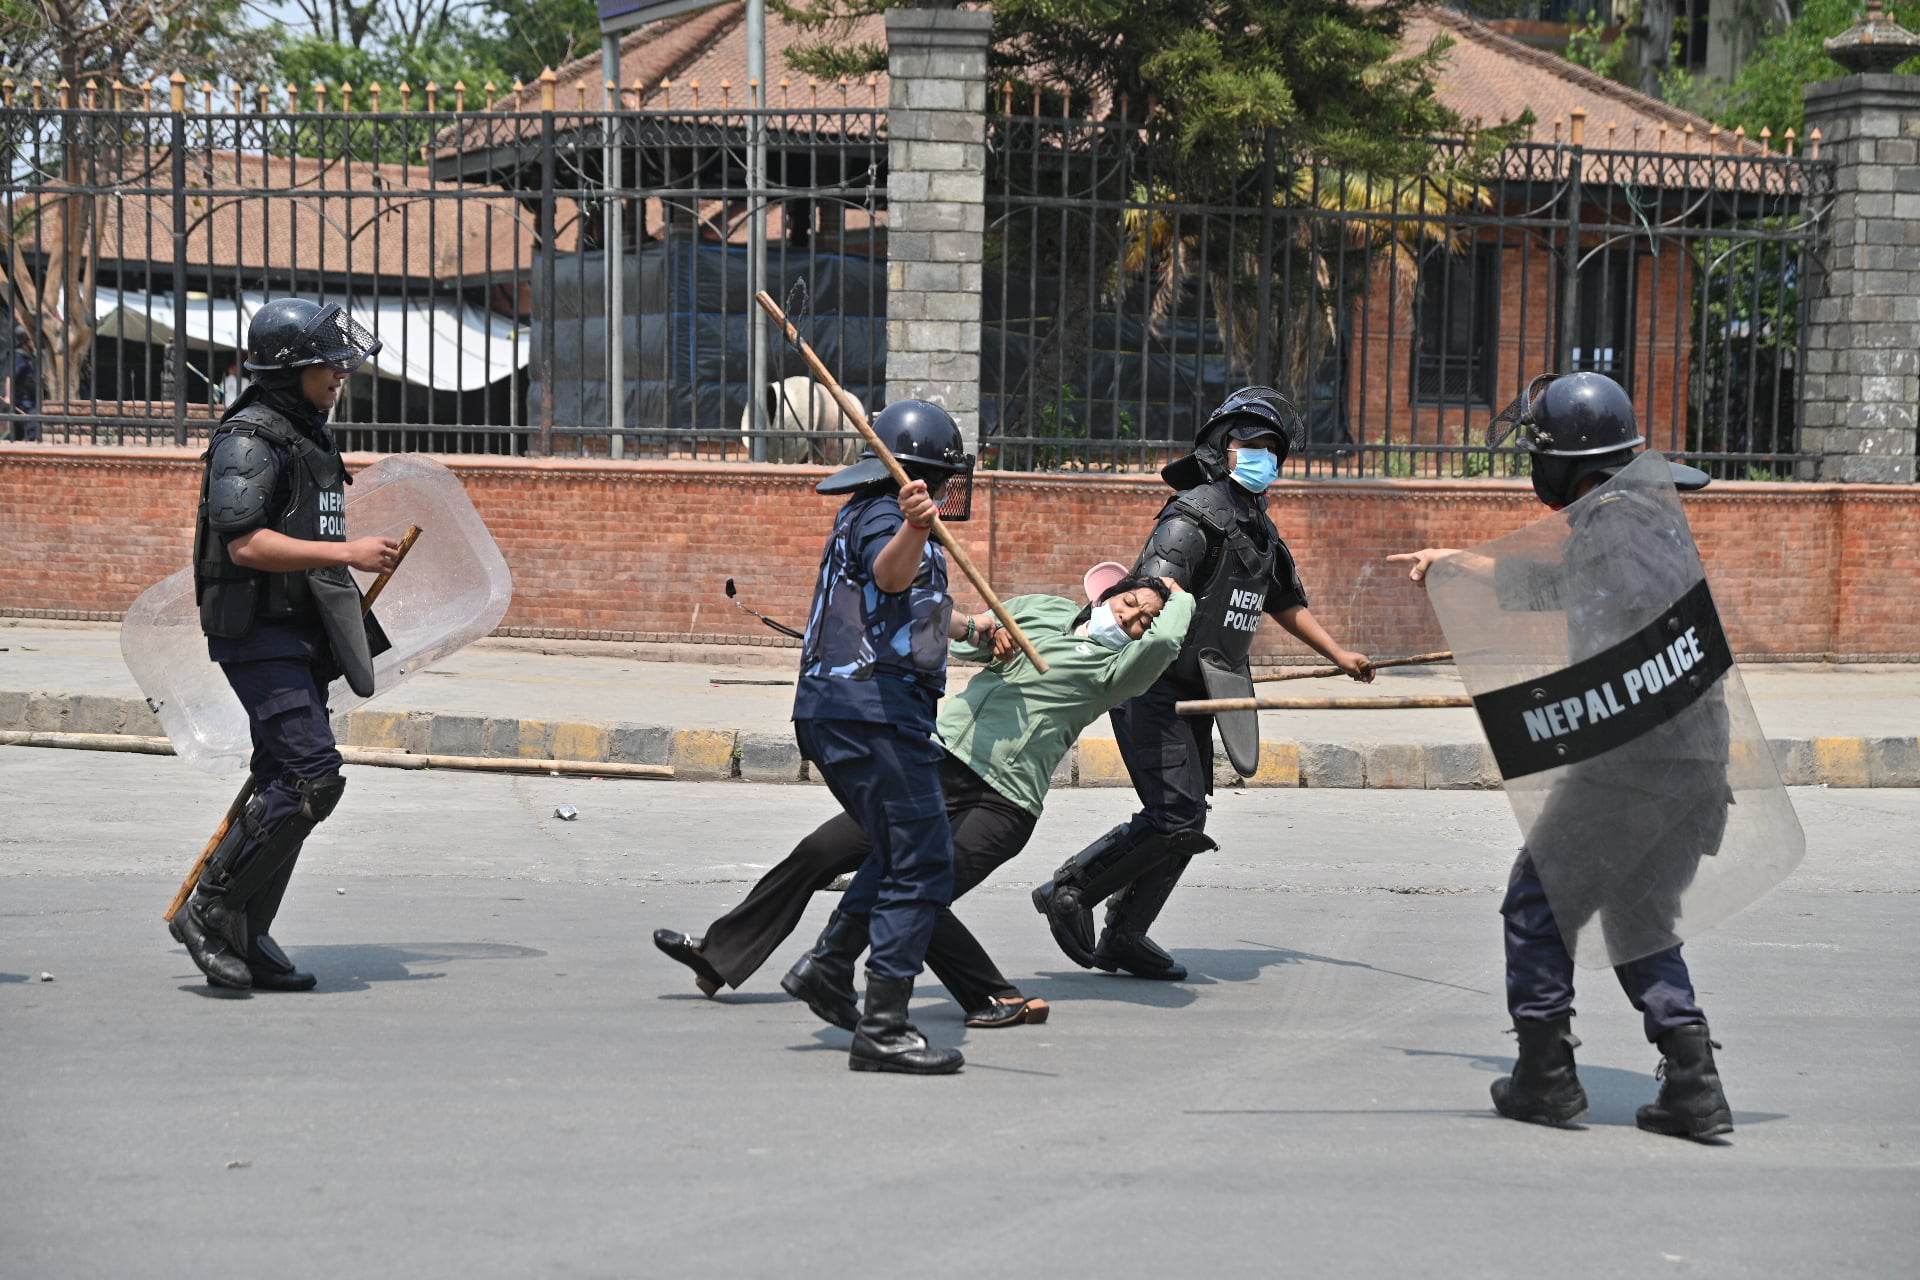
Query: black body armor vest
[
  {"left": 1165, "top": 484, "right": 1279, "bottom": 687},
  {"left": 193, "top": 404, "right": 348, "bottom": 640}
]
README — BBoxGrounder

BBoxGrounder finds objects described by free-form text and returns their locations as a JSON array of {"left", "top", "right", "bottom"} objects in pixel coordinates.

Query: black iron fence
[
  {"left": 2, "top": 97, "right": 1832, "bottom": 479},
  {"left": 983, "top": 114, "right": 1835, "bottom": 479},
  {"left": 0, "top": 97, "right": 885, "bottom": 459}
]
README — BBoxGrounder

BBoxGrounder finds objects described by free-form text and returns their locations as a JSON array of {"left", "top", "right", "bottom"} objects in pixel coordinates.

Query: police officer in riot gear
[
  {"left": 1393, "top": 371, "right": 1733, "bottom": 1140},
  {"left": 1033, "top": 386, "right": 1373, "bottom": 981},
  {"left": 786, "top": 398, "right": 974, "bottom": 1073},
  {"left": 170, "top": 298, "right": 395, "bottom": 991}
]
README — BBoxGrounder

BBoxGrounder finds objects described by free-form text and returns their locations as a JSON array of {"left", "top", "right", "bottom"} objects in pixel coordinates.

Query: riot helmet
[
  {"left": 1162, "top": 385, "right": 1304, "bottom": 490},
  {"left": 243, "top": 298, "right": 381, "bottom": 379},
  {"left": 1490, "top": 371, "right": 1709, "bottom": 507},
  {"left": 817, "top": 398, "right": 976, "bottom": 521}
]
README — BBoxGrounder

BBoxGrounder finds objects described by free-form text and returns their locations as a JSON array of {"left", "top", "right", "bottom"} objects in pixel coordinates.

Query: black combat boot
[
  {"left": 1034, "top": 824, "right": 1214, "bottom": 969},
  {"left": 1491, "top": 1017, "right": 1589, "bottom": 1126},
  {"left": 247, "top": 935, "right": 317, "bottom": 993},
  {"left": 849, "top": 975, "right": 963, "bottom": 1075},
  {"left": 171, "top": 880, "right": 253, "bottom": 991},
  {"left": 1092, "top": 855, "right": 1191, "bottom": 980},
  {"left": 781, "top": 910, "right": 868, "bottom": 1031},
  {"left": 245, "top": 856, "right": 316, "bottom": 991},
  {"left": 1636, "top": 1025, "right": 1733, "bottom": 1140}
]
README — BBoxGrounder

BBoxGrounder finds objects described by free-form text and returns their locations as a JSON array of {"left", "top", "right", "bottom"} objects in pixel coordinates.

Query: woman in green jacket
[{"left": 655, "top": 565, "right": 1195, "bottom": 1028}]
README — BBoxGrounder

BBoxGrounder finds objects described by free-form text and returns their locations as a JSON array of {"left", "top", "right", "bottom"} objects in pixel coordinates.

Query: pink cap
[{"left": 1083, "top": 561, "right": 1130, "bottom": 604}]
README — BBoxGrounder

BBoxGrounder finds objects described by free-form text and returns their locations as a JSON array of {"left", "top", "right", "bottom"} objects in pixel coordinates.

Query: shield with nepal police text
[{"left": 1422, "top": 451, "right": 1804, "bottom": 967}]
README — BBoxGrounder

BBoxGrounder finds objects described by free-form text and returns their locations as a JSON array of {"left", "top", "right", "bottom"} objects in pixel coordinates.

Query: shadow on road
[
  {"left": 1223, "top": 939, "right": 1492, "bottom": 994},
  {"left": 1397, "top": 1047, "right": 1787, "bottom": 1129},
  {"left": 1024, "top": 970, "right": 1199, "bottom": 1008},
  {"left": 0, "top": 973, "right": 28, "bottom": 984},
  {"left": 172, "top": 942, "right": 548, "bottom": 994}
]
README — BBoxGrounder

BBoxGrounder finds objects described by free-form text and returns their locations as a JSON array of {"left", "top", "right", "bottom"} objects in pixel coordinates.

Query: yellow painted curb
[
  {"left": 1813, "top": 736, "right": 1871, "bottom": 787},
  {"left": 1246, "top": 740, "right": 1302, "bottom": 788},
  {"left": 515, "top": 719, "right": 553, "bottom": 759},
  {"left": 672, "top": 728, "right": 737, "bottom": 780},
  {"left": 1076, "top": 738, "right": 1131, "bottom": 786},
  {"left": 551, "top": 721, "right": 609, "bottom": 763},
  {"left": 349, "top": 710, "right": 412, "bottom": 751}
]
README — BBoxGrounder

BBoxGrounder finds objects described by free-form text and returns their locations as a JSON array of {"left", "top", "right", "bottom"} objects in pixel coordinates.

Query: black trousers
[
  {"left": 1111, "top": 675, "right": 1212, "bottom": 836},
  {"left": 699, "top": 754, "right": 1039, "bottom": 1012},
  {"left": 219, "top": 654, "right": 342, "bottom": 933}
]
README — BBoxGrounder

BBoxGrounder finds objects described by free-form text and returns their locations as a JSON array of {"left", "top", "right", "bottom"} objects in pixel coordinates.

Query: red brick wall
[
  {"left": 3, "top": 445, "right": 1916, "bottom": 660},
  {"left": 1345, "top": 230, "right": 1693, "bottom": 457}
]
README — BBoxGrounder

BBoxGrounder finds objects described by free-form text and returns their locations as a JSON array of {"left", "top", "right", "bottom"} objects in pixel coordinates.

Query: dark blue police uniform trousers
[
  {"left": 794, "top": 717, "right": 956, "bottom": 982},
  {"left": 1110, "top": 676, "right": 1212, "bottom": 838},
  {"left": 221, "top": 655, "right": 343, "bottom": 848},
  {"left": 1501, "top": 854, "right": 1705, "bottom": 1043}
]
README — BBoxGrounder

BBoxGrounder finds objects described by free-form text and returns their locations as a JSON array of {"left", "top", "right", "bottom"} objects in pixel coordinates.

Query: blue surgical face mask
[
  {"left": 1086, "top": 602, "right": 1133, "bottom": 650},
  {"left": 1230, "top": 446, "right": 1278, "bottom": 493}
]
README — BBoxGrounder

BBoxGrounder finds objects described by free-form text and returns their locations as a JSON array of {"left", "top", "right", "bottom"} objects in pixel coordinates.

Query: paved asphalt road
[{"left": 2, "top": 749, "right": 1915, "bottom": 1279}]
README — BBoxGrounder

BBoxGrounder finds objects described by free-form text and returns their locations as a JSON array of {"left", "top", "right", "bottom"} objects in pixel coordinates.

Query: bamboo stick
[
  {"left": 754, "top": 289, "right": 1049, "bottom": 673},
  {"left": 1175, "top": 694, "right": 1474, "bottom": 714},
  {"left": 1254, "top": 650, "right": 1452, "bottom": 684},
  {"left": 4, "top": 732, "right": 673, "bottom": 781}
]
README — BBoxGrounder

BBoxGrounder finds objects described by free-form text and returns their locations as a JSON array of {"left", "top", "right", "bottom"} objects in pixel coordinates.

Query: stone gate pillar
[
  {"left": 884, "top": 7, "right": 992, "bottom": 452},
  {"left": 1799, "top": 4, "right": 1920, "bottom": 482}
]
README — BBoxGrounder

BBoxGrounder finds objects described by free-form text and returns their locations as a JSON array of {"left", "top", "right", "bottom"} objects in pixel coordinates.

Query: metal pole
[
  {"left": 170, "top": 111, "right": 189, "bottom": 447},
  {"left": 603, "top": 35, "right": 626, "bottom": 459},
  {"left": 747, "top": 0, "right": 770, "bottom": 459},
  {"left": 538, "top": 110, "right": 557, "bottom": 457},
  {"left": 1556, "top": 133, "right": 1584, "bottom": 374}
]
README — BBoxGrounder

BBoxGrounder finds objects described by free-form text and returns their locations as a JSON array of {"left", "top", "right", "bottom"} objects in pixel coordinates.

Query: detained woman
[{"left": 654, "top": 563, "right": 1195, "bottom": 1029}]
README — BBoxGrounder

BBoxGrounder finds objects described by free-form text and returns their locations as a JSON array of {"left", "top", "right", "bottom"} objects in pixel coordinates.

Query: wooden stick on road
[
  {"left": 1254, "top": 650, "right": 1453, "bottom": 684},
  {"left": 755, "top": 289, "right": 1049, "bottom": 674},
  {"left": 1176, "top": 693, "right": 1474, "bottom": 714},
  {"left": 163, "top": 525, "right": 424, "bottom": 922}
]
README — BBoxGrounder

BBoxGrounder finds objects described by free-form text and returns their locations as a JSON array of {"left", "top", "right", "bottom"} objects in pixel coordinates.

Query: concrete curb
[{"left": 4, "top": 689, "right": 1915, "bottom": 788}]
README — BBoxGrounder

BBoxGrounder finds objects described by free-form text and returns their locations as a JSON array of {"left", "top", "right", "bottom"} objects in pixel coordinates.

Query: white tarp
[{"left": 92, "top": 287, "right": 529, "bottom": 393}]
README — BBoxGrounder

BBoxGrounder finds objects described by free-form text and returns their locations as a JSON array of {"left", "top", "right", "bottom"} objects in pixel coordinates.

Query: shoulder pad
[
  {"left": 1167, "top": 483, "right": 1235, "bottom": 535},
  {"left": 225, "top": 404, "right": 305, "bottom": 450},
  {"left": 207, "top": 431, "right": 283, "bottom": 532}
]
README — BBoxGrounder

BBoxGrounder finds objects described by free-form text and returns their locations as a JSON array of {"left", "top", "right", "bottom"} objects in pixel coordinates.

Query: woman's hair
[
  {"left": 1097, "top": 574, "right": 1171, "bottom": 607},
  {"left": 1073, "top": 573, "right": 1171, "bottom": 628}
]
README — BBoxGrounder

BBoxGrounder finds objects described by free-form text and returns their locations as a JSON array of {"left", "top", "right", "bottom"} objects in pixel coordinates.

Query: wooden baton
[
  {"left": 1175, "top": 693, "right": 1474, "bottom": 714},
  {"left": 754, "top": 289, "right": 1049, "bottom": 674},
  {"left": 163, "top": 525, "right": 424, "bottom": 922},
  {"left": 1254, "top": 650, "right": 1453, "bottom": 684}
]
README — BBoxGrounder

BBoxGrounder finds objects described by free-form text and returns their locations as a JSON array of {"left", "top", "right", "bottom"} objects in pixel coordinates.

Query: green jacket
[{"left": 939, "top": 592, "right": 1196, "bottom": 817}]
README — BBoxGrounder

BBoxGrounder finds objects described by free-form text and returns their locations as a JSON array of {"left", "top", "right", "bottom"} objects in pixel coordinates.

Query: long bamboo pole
[
  {"left": 163, "top": 525, "right": 424, "bottom": 922},
  {"left": 754, "top": 289, "right": 1048, "bottom": 673},
  {"left": 1254, "top": 650, "right": 1452, "bottom": 684},
  {"left": 6, "top": 732, "right": 672, "bottom": 780},
  {"left": 1176, "top": 694, "right": 1474, "bottom": 714}
]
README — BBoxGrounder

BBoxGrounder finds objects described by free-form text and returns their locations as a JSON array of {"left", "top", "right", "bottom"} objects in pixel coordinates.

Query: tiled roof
[
  {"left": 1416, "top": 8, "right": 1773, "bottom": 156},
  {"left": 20, "top": 150, "right": 571, "bottom": 281},
  {"left": 504, "top": 3, "right": 1777, "bottom": 156},
  {"left": 489, "top": 2, "right": 887, "bottom": 112}
]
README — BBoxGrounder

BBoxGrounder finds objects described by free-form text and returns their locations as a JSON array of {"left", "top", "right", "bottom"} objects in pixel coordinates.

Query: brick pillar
[
  {"left": 1800, "top": 73, "right": 1920, "bottom": 482},
  {"left": 884, "top": 7, "right": 991, "bottom": 452}
]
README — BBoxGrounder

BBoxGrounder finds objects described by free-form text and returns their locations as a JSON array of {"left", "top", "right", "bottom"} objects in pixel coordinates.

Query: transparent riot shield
[
  {"left": 121, "top": 455, "right": 513, "bottom": 774},
  {"left": 1423, "top": 451, "right": 1804, "bottom": 967}
]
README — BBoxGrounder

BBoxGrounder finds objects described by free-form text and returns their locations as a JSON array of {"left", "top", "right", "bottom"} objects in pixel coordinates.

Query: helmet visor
[
  {"left": 934, "top": 460, "right": 975, "bottom": 523},
  {"left": 300, "top": 304, "right": 382, "bottom": 374}
]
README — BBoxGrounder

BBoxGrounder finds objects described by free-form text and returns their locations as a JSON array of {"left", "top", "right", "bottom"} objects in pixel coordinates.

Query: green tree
[
  {"left": 1713, "top": 0, "right": 1920, "bottom": 138},
  {"left": 462, "top": 0, "right": 602, "bottom": 87},
  {"left": 772, "top": 3, "right": 1522, "bottom": 462},
  {"left": 776, "top": 0, "right": 1476, "bottom": 173},
  {"left": 1, "top": 0, "right": 272, "bottom": 406}
]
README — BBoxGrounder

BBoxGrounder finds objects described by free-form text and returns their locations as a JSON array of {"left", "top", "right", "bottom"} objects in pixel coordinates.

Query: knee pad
[{"left": 300, "top": 773, "right": 347, "bottom": 823}]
